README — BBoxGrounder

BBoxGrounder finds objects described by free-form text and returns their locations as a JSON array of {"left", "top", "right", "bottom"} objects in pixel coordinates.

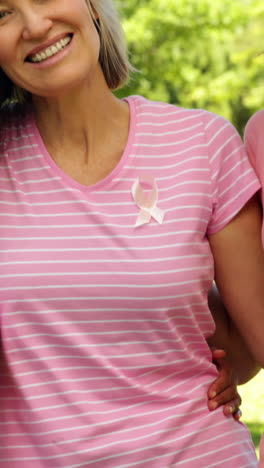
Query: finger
[
  {"left": 222, "top": 395, "right": 242, "bottom": 417},
  {"left": 208, "top": 369, "right": 231, "bottom": 399},
  {"left": 211, "top": 349, "right": 227, "bottom": 362},
  {"left": 223, "top": 394, "right": 242, "bottom": 417},
  {"left": 208, "top": 385, "right": 239, "bottom": 410},
  {"left": 233, "top": 409, "right": 242, "bottom": 421}
]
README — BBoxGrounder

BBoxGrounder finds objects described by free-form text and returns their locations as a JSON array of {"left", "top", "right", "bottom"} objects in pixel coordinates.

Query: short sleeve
[
  {"left": 204, "top": 111, "right": 261, "bottom": 235},
  {"left": 244, "top": 110, "right": 264, "bottom": 184},
  {"left": 244, "top": 110, "right": 264, "bottom": 246}
]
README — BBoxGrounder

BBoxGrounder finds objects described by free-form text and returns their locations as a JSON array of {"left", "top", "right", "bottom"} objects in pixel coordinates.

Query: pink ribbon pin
[{"left": 132, "top": 176, "right": 165, "bottom": 227}]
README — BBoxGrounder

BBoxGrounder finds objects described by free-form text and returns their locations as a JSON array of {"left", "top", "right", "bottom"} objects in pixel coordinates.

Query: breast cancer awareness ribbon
[{"left": 132, "top": 176, "right": 165, "bottom": 227}]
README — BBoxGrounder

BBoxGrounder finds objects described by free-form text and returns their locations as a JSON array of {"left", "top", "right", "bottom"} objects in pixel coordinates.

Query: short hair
[
  {"left": 0, "top": 0, "right": 131, "bottom": 108},
  {"left": 87, "top": 0, "right": 132, "bottom": 89}
]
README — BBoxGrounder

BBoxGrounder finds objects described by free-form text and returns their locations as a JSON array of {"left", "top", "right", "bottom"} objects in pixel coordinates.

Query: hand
[{"left": 207, "top": 348, "right": 242, "bottom": 420}]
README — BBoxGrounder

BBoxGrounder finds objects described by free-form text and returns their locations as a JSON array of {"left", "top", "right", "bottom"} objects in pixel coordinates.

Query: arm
[
  {"left": 209, "top": 195, "right": 264, "bottom": 368},
  {"left": 207, "top": 283, "right": 261, "bottom": 384}
]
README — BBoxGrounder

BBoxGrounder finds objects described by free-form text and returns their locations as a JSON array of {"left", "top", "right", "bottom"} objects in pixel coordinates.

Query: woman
[
  {"left": 0, "top": 1, "right": 263, "bottom": 466},
  {"left": 244, "top": 110, "right": 264, "bottom": 468}
]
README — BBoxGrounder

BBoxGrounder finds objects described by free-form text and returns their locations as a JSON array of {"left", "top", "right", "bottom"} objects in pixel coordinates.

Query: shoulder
[
  {"left": 127, "top": 95, "right": 227, "bottom": 130},
  {"left": 126, "top": 96, "right": 240, "bottom": 154},
  {"left": 244, "top": 110, "right": 264, "bottom": 145},
  {"left": 244, "top": 110, "right": 264, "bottom": 174},
  {"left": 130, "top": 96, "right": 233, "bottom": 125}
]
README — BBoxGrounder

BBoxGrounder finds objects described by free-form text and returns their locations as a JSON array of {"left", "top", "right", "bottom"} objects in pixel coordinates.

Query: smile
[{"left": 26, "top": 34, "right": 73, "bottom": 64}]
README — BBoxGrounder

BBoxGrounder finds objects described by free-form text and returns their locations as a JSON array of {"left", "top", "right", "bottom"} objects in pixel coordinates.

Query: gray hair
[
  {"left": 87, "top": 0, "right": 132, "bottom": 89},
  {"left": 0, "top": 0, "right": 131, "bottom": 108}
]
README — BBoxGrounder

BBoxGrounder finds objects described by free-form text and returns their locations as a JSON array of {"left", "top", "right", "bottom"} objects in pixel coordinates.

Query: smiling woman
[
  {"left": 0, "top": 0, "right": 130, "bottom": 105},
  {"left": 0, "top": 1, "right": 263, "bottom": 468}
]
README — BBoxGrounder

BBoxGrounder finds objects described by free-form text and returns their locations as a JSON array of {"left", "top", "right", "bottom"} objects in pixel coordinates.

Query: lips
[{"left": 25, "top": 33, "right": 73, "bottom": 63}]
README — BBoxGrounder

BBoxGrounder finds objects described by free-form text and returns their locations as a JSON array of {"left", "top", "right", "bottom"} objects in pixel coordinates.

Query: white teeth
[{"left": 29, "top": 35, "right": 72, "bottom": 63}]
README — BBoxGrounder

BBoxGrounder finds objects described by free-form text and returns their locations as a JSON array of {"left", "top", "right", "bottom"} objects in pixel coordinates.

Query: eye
[{"left": 0, "top": 10, "right": 12, "bottom": 21}]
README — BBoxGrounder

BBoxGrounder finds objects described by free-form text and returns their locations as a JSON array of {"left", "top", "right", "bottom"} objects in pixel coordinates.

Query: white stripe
[
  {"left": 6, "top": 336, "right": 204, "bottom": 354},
  {"left": 0, "top": 266, "right": 209, "bottom": 278},
  {"left": 210, "top": 134, "right": 237, "bottom": 163},
  {"left": 5, "top": 301, "right": 206, "bottom": 317},
  {"left": 9, "top": 347, "right": 182, "bottom": 364},
  {"left": 136, "top": 122, "right": 203, "bottom": 137},
  {"left": 0, "top": 203, "right": 211, "bottom": 217},
  {"left": 219, "top": 143, "right": 244, "bottom": 167},
  {"left": 137, "top": 111, "right": 204, "bottom": 121},
  {"left": 115, "top": 171, "right": 210, "bottom": 182},
  {"left": 0, "top": 223, "right": 207, "bottom": 234},
  {"left": 216, "top": 151, "right": 246, "bottom": 182},
  {"left": 0, "top": 277, "right": 203, "bottom": 291},
  {"left": 219, "top": 169, "right": 252, "bottom": 199},
  {"left": 0, "top": 393, "right": 203, "bottom": 426},
  {"left": 0, "top": 429, "right": 246, "bottom": 465},
  {"left": 0, "top": 402, "right": 215, "bottom": 445},
  {"left": 0, "top": 412, "right": 233, "bottom": 466},
  {"left": 4, "top": 330, "right": 200, "bottom": 345},
  {"left": 113, "top": 439, "right": 250, "bottom": 468},
  {"left": 213, "top": 180, "right": 257, "bottom": 220},
  {"left": 0, "top": 188, "right": 70, "bottom": 195},
  {"left": 0, "top": 268, "right": 209, "bottom": 284},
  {"left": 7, "top": 335, "right": 204, "bottom": 356},
  {"left": 132, "top": 133, "right": 204, "bottom": 148},
  {"left": 8, "top": 144, "right": 38, "bottom": 152},
  {"left": 3, "top": 354, "right": 198, "bottom": 379},
  {"left": 0, "top": 249, "right": 206, "bottom": 258},
  {"left": 13, "top": 166, "right": 50, "bottom": 174},
  {"left": 0, "top": 291, "right": 201, "bottom": 304},
  {"left": 0, "top": 232, "right": 208, "bottom": 243},
  {"left": 204, "top": 114, "right": 219, "bottom": 130},
  {"left": 18, "top": 176, "right": 61, "bottom": 184},
  {"left": 4, "top": 123, "right": 31, "bottom": 131},
  {"left": 4, "top": 134, "right": 34, "bottom": 142},
  {"left": 10, "top": 154, "right": 43, "bottom": 162},
  {"left": 0, "top": 191, "right": 209, "bottom": 206},
  {"left": 132, "top": 149, "right": 207, "bottom": 159},
  {"left": 206, "top": 122, "right": 230, "bottom": 147}
]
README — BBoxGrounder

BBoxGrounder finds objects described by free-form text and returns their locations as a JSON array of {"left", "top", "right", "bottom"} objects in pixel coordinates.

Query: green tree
[{"left": 117, "top": 0, "right": 264, "bottom": 134}]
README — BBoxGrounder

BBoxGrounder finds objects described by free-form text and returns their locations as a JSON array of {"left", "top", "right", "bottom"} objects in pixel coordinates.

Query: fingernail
[
  {"left": 210, "top": 401, "right": 218, "bottom": 410},
  {"left": 210, "top": 391, "right": 216, "bottom": 399},
  {"left": 237, "top": 410, "right": 242, "bottom": 419},
  {"left": 229, "top": 406, "right": 235, "bottom": 414}
]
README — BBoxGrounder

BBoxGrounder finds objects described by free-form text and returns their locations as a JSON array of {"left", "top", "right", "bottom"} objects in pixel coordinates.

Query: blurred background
[
  {"left": 117, "top": 0, "right": 264, "bottom": 455},
  {"left": 117, "top": 0, "right": 264, "bottom": 136}
]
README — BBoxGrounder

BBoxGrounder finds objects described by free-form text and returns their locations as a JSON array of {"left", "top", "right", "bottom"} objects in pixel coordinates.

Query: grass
[{"left": 238, "top": 370, "right": 264, "bottom": 459}]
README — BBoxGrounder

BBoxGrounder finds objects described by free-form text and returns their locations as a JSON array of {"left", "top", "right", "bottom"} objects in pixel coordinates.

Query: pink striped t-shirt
[{"left": 0, "top": 96, "right": 259, "bottom": 467}]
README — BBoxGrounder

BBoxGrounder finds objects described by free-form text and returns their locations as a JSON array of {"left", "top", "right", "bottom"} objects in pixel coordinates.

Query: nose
[{"left": 21, "top": 10, "right": 53, "bottom": 41}]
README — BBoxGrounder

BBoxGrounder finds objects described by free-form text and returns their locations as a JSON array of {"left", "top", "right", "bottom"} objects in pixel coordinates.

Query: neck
[
  {"left": 32, "top": 70, "right": 123, "bottom": 148},
  {"left": 30, "top": 70, "right": 130, "bottom": 185}
]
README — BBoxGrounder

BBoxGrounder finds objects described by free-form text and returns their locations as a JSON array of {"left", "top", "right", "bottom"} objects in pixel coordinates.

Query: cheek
[
  {"left": 0, "top": 34, "right": 18, "bottom": 68},
  {"left": 0, "top": 46, "right": 13, "bottom": 66},
  {"left": 61, "top": 0, "right": 92, "bottom": 20}
]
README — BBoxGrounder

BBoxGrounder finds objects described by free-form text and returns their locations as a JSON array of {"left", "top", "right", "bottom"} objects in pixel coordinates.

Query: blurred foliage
[
  {"left": 239, "top": 370, "right": 264, "bottom": 457},
  {"left": 116, "top": 0, "right": 264, "bottom": 134}
]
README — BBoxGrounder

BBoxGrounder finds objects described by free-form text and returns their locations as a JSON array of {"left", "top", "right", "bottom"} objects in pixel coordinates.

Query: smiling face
[{"left": 0, "top": 0, "right": 102, "bottom": 98}]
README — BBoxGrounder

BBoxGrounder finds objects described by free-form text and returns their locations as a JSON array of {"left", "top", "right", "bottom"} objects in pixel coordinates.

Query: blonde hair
[{"left": 0, "top": 0, "right": 131, "bottom": 108}]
